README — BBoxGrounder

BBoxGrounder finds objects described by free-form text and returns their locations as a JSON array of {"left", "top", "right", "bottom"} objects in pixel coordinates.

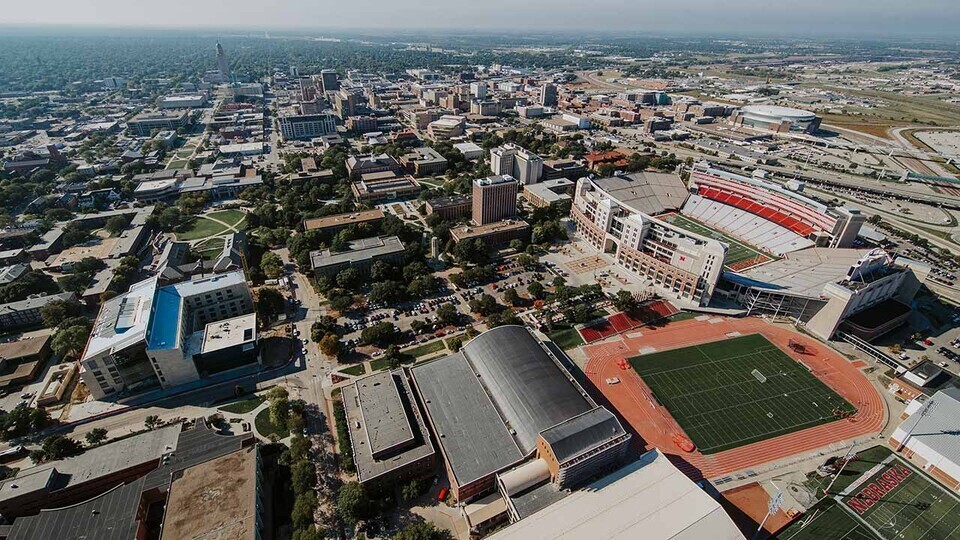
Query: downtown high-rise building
[
  {"left": 472, "top": 175, "right": 518, "bottom": 225},
  {"left": 216, "top": 43, "right": 231, "bottom": 82},
  {"left": 490, "top": 143, "right": 543, "bottom": 185}
]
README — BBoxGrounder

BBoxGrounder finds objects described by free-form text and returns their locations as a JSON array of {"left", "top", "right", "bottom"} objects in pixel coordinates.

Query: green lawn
[
  {"left": 548, "top": 324, "right": 585, "bottom": 350},
  {"left": 338, "top": 364, "right": 366, "bottom": 377},
  {"left": 404, "top": 340, "right": 446, "bottom": 358},
  {"left": 175, "top": 210, "right": 247, "bottom": 241},
  {"left": 775, "top": 446, "right": 960, "bottom": 540},
  {"left": 218, "top": 395, "right": 265, "bottom": 414},
  {"left": 630, "top": 334, "right": 855, "bottom": 454},
  {"left": 370, "top": 357, "right": 400, "bottom": 372},
  {"left": 193, "top": 237, "right": 226, "bottom": 260},
  {"left": 664, "top": 214, "right": 773, "bottom": 270},
  {"left": 166, "top": 159, "right": 188, "bottom": 170},
  {"left": 254, "top": 408, "right": 290, "bottom": 439}
]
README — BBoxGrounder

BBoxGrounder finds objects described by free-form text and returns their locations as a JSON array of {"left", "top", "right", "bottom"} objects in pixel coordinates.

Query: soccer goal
[{"left": 752, "top": 369, "right": 767, "bottom": 383}]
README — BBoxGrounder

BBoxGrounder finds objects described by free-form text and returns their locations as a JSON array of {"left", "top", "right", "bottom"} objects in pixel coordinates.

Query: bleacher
[
  {"left": 697, "top": 187, "right": 818, "bottom": 236},
  {"left": 682, "top": 194, "right": 815, "bottom": 256}
]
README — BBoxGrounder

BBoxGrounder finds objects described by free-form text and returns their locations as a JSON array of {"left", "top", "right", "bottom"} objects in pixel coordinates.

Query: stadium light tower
[{"left": 896, "top": 398, "right": 938, "bottom": 453}]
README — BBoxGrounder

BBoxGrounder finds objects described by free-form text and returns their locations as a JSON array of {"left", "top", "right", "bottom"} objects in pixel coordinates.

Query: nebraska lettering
[{"left": 844, "top": 465, "right": 912, "bottom": 515}]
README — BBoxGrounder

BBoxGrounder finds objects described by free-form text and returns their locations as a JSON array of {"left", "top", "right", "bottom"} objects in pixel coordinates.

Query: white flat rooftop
[
  {"left": 488, "top": 449, "right": 744, "bottom": 540},
  {"left": 200, "top": 313, "right": 257, "bottom": 355},
  {"left": 727, "top": 247, "right": 872, "bottom": 298}
]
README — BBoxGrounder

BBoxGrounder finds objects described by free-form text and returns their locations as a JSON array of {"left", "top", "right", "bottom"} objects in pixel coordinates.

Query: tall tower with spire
[{"left": 216, "top": 42, "right": 231, "bottom": 82}]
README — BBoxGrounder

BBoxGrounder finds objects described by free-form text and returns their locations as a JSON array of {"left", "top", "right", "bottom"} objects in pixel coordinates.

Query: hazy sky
[{"left": 1, "top": 0, "right": 958, "bottom": 36}]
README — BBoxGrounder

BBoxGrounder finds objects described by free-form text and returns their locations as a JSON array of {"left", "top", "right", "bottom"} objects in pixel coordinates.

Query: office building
[
  {"left": 320, "top": 69, "right": 339, "bottom": 92},
  {"left": 453, "top": 142, "right": 484, "bottom": 160},
  {"left": 302, "top": 209, "right": 385, "bottom": 234},
  {"left": 400, "top": 147, "right": 448, "bottom": 177},
  {"left": 342, "top": 369, "right": 436, "bottom": 490},
  {"left": 427, "top": 115, "right": 466, "bottom": 141},
  {"left": 539, "top": 83, "right": 558, "bottom": 107},
  {"left": 278, "top": 112, "right": 337, "bottom": 140},
  {"left": 79, "top": 271, "right": 256, "bottom": 399},
  {"left": 351, "top": 174, "right": 421, "bottom": 204},
  {"left": 157, "top": 94, "right": 207, "bottom": 109},
  {"left": 571, "top": 173, "right": 726, "bottom": 306},
  {"left": 449, "top": 219, "right": 531, "bottom": 248},
  {"left": 490, "top": 143, "right": 543, "bottom": 185},
  {"left": 0, "top": 292, "right": 77, "bottom": 331},
  {"left": 472, "top": 175, "right": 518, "bottom": 225},
  {"left": 346, "top": 153, "right": 401, "bottom": 178},
  {"left": 470, "top": 82, "right": 487, "bottom": 99},
  {"left": 0, "top": 333, "right": 53, "bottom": 390},
  {"left": 335, "top": 90, "right": 359, "bottom": 119},
  {"left": 310, "top": 236, "right": 406, "bottom": 279},
  {"left": 524, "top": 178, "right": 574, "bottom": 208},
  {"left": 215, "top": 42, "right": 230, "bottom": 82},
  {"left": 127, "top": 110, "right": 190, "bottom": 136},
  {"left": 426, "top": 195, "right": 472, "bottom": 220}
]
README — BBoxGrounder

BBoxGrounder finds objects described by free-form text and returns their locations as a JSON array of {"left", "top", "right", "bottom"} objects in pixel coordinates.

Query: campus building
[
  {"left": 472, "top": 175, "right": 518, "bottom": 226},
  {"left": 409, "top": 326, "right": 629, "bottom": 503},
  {"left": 889, "top": 388, "right": 960, "bottom": 491},
  {"left": 1, "top": 419, "right": 265, "bottom": 540},
  {"left": 278, "top": 112, "right": 337, "bottom": 140},
  {"left": 570, "top": 173, "right": 726, "bottom": 306},
  {"left": 79, "top": 271, "right": 257, "bottom": 399},
  {"left": 310, "top": 236, "right": 405, "bottom": 280},
  {"left": 342, "top": 369, "right": 436, "bottom": 490},
  {"left": 491, "top": 144, "right": 543, "bottom": 185}
]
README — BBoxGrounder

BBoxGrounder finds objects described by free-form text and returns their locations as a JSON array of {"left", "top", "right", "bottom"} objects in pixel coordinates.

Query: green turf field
[
  {"left": 663, "top": 214, "right": 772, "bottom": 270},
  {"left": 629, "top": 334, "right": 856, "bottom": 454},
  {"left": 775, "top": 446, "right": 960, "bottom": 540}
]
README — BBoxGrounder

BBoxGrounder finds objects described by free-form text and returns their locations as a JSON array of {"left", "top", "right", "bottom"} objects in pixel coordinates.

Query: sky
[{"left": 1, "top": 0, "right": 959, "bottom": 37}]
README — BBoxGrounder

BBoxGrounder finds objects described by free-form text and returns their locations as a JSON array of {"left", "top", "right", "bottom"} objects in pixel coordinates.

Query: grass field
[
  {"left": 404, "top": 340, "right": 446, "bottom": 358},
  {"left": 175, "top": 210, "right": 248, "bottom": 241},
  {"left": 548, "top": 324, "right": 585, "bottom": 350},
  {"left": 218, "top": 395, "right": 265, "bottom": 414},
  {"left": 629, "top": 334, "right": 856, "bottom": 454},
  {"left": 663, "top": 214, "right": 772, "bottom": 270},
  {"left": 338, "top": 364, "right": 366, "bottom": 377},
  {"left": 254, "top": 407, "right": 289, "bottom": 439},
  {"left": 775, "top": 446, "right": 960, "bottom": 540}
]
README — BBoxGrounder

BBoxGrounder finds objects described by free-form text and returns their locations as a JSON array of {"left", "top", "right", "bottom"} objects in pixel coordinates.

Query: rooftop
[
  {"left": 590, "top": 172, "right": 689, "bottom": 216},
  {"left": 302, "top": 209, "right": 385, "bottom": 231},
  {"left": 895, "top": 387, "right": 960, "bottom": 468},
  {"left": 411, "top": 326, "right": 595, "bottom": 486},
  {"left": 344, "top": 370, "right": 436, "bottom": 483},
  {"left": 82, "top": 276, "right": 160, "bottom": 362},
  {"left": 0, "top": 333, "right": 51, "bottom": 361},
  {"left": 310, "top": 236, "right": 405, "bottom": 271},
  {"left": 160, "top": 446, "right": 258, "bottom": 540},
  {"left": 724, "top": 248, "right": 873, "bottom": 298},
  {"left": 0, "top": 292, "right": 76, "bottom": 317},
  {"left": 200, "top": 313, "right": 257, "bottom": 355},
  {"left": 488, "top": 449, "right": 745, "bottom": 540}
]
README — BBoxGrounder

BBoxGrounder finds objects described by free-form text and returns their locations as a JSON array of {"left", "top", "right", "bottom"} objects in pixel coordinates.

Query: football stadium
[
  {"left": 774, "top": 446, "right": 960, "bottom": 540},
  {"left": 629, "top": 334, "right": 856, "bottom": 454}
]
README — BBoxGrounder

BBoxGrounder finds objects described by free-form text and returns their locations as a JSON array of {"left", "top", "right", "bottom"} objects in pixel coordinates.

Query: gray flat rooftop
[
  {"left": 725, "top": 247, "right": 872, "bottom": 298},
  {"left": 343, "top": 369, "right": 435, "bottom": 484},
  {"left": 411, "top": 352, "right": 524, "bottom": 486},
  {"left": 310, "top": 235, "right": 404, "bottom": 270},
  {"left": 356, "top": 370, "right": 415, "bottom": 457},
  {"left": 540, "top": 407, "right": 627, "bottom": 464},
  {"left": 591, "top": 172, "right": 689, "bottom": 216}
]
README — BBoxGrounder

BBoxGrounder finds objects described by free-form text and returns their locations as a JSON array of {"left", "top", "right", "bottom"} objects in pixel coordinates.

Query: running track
[{"left": 583, "top": 317, "right": 887, "bottom": 480}]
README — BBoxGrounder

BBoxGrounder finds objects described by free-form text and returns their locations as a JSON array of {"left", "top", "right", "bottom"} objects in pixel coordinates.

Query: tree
[
  {"left": 407, "top": 275, "right": 437, "bottom": 299},
  {"left": 261, "top": 252, "right": 283, "bottom": 279},
  {"left": 257, "top": 288, "right": 286, "bottom": 319},
  {"left": 292, "top": 491, "right": 319, "bottom": 530},
  {"left": 337, "top": 481, "right": 371, "bottom": 527},
  {"left": 291, "top": 459, "right": 318, "bottom": 494},
  {"left": 392, "top": 522, "right": 453, "bottom": 540},
  {"left": 85, "top": 428, "right": 108, "bottom": 446},
  {"left": 40, "top": 299, "right": 80, "bottom": 328},
  {"left": 436, "top": 303, "right": 459, "bottom": 326},
  {"left": 468, "top": 294, "right": 501, "bottom": 317},
  {"left": 527, "top": 281, "right": 545, "bottom": 299},
  {"left": 328, "top": 292, "right": 354, "bottom": 313},
  {"left": 503, "top": 288, "right": 521, "bottom": 306},
  {"left": 369, "top": 281, "right": 405, "bottom": 306},
  {"left": 318, "top": 333, "right": 344, "bottom": 360},
  {"left": 487, "top": 308, "right": 521, "bottom": 328},
  {"left": 336, "top": 267, "right": 361, "bottom": 290},
  {"left": 292, "top": 526, "right": 326, "bottom": 540},
  {"left": 144, "top": 415, "right": 162, "bottom": 430},
  {"left": 51, "top": 325, "right": 90, "bottom": 358},
  {"left": 361, "top": 321, "right": 398, "bottom": 346},
  {"left": 612, "top": 290, "right": 638, "bottom": 313},
  {"left": 32, "top": 435, "right": 83, "bottom": 463},
  {"left": 269, "top": 395, "right": 291, "bottom": 430},
  {"left": 0, "top": 405, "right": 50, "bottom": 441},
  {"left": 370, "top": 260, "right": 396, "bottom": 282},
  {"left": 105, "top": 215, "right": 128, "bottom": 235}
]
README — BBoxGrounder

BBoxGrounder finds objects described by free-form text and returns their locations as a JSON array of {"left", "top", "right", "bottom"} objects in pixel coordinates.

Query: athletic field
[
  {"left": 775, "top": 447, "right": 960, "bottom": 540},
  {"left": 629, "top": 334, "right": 856, "bottom": 454},
  {"left": 663, "top": 214, "right": 772, "bottom": 270}
]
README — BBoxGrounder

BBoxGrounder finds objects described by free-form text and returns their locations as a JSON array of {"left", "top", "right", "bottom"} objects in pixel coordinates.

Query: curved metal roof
[
  {"left": 741, "top": 104, "right": 816, "bottom": 120},
  {"left": 461, "top": 325, "right": 594, "bottom": 454}
]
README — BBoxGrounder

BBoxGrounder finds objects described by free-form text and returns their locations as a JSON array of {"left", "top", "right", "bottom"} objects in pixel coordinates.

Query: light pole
[{"left": 896, "top": 398, "right": 938, "bottom": 453}]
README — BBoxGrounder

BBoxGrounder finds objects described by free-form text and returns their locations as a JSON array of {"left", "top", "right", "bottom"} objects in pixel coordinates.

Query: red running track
[{"left": 583, "top": 316, "right": 887, "bottom": 480}]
